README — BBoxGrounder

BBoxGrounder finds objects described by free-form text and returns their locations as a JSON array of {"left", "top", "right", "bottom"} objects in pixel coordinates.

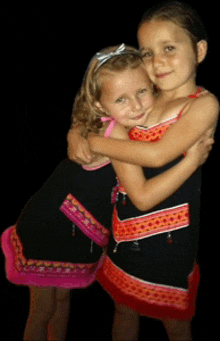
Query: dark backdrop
[{"left": 2, "top": 2, "right": 219, "bottom": 340}]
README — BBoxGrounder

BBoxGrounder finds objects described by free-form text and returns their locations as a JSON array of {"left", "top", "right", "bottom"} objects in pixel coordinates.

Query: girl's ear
[
  {"left": 197, "top": 40, "right": 208, "bottom": 64},
  {"left": 95, "top": 101, "right": 105, "bottom": 113}
]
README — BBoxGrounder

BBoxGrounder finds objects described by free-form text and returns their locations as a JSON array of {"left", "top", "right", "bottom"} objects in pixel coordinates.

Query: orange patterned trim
[
  {"left": 103, "top": 256, "right": 189, "bottom": 310},
  {"left": 129, "top": 116, "right": 178, "bottom": 142},
  {"left": 113, "top": 203, "right": 189, "bottom": 243}
]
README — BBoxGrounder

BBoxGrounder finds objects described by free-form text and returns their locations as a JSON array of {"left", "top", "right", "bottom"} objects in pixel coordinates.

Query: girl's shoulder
[
  {"left": 177, "top": 90, "right": 219, "bottom": 135},
  {"left": 201, "top": 91, "right": 219, "bottom": 108},
  {"left": 100, "top": 117, "right": 129, "bottom": 140},
  {"left": 153, "top": 89, "right": 219, "bottom": 128},
  {"left": 108, "top": 122, "right": 130, "bottom": 140},
  {"left": 101, "top": 117, "right": 127, "bottom": 139},
  {"left": 190, "top": 88, "right": 218, "bottom": 102},
  {"left": 183, "top": 90, "right": 219, "bottom": 118}
]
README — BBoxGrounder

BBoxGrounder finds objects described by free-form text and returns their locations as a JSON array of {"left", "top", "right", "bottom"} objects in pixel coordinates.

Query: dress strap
[
  {"left": 177, "top": 104, "right": 189, "bottom": 120},
  {"left": 188, "top": 86, "right": 203, "bottom": 98},
  {"left": 178, "top": 87, "right": 204, "bottom": 119},
  {"left": 101, "top": 117, "right": 117, "bottom": 138}
]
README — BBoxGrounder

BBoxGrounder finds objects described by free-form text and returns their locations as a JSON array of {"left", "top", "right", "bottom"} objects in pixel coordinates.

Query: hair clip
[{"left": 96, "top": 43, "right": 126, "bottom": 66}]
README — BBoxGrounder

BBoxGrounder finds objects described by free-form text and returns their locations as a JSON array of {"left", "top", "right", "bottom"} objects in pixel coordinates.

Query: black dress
[
  {"left": 2, "top": 158, "right": 116, "bottom": 288},
  {"left": 98, "top": 91, "right": 203, "bottom": 320}
]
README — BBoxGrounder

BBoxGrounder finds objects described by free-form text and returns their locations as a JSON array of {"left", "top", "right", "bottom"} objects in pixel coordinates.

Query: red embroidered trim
[
  {"left": 60, "top": 194, "right": 109, "bottom": 247},
  {"left": 11, "top": 226, "right": 99, "bottom": 277},
  {"left": 103, "top": 257, "right": 189, "bottom": 310},
  {"left": 113, "top": 203, "right": 189, "bottom": 243},
  {"left": 129, "top": 116, "right": 178, "bottom": 142}
]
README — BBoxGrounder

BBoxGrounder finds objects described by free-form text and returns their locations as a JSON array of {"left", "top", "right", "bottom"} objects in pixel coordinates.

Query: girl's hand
[
  {"left": 67, "top": 127, "right": 95, "bottom": 164},
  {"left": 186, "top": 134, "right": 214, "bottom": 167}
]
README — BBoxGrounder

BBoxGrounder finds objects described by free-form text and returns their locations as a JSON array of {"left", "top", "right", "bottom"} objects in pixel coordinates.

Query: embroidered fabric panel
[
  {"left": 103, "top": 257, "right": 189, "bottom": 311},
  {"left": 113, "top": 203, "right": 189, "bottom": 243},
  {"left": 11, "top": 226, "right": 99, "bottom": 277},
  {"left": 60, "top": 194, "right": 109, "bottom": 247},
  {"left": 129, "top": 116, "right": 178, "bottom": 142}
]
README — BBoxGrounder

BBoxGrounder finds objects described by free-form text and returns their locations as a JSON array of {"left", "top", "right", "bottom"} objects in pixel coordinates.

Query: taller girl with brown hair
[{"left": 77, "top": 2, "right": 218, "bottom": 341}]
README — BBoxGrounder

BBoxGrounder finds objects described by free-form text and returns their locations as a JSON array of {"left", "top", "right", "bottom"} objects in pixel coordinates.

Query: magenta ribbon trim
[{"left": 60, "top": 194, "right": 109, "bottom": 247}]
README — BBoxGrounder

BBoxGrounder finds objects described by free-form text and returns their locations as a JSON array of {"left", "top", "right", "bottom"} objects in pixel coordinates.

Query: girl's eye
[
  {"left": 165, "top": 46, "right": 175, "bottom": 52},
  {"left": 115, "top": 97, "right": 126, "bottom": 104},
  {"left": 138, "top": 88, "right": 148, "bottom": 95},
  {"left": 142, "top": 51, "right": 153, "bottom": 59}
]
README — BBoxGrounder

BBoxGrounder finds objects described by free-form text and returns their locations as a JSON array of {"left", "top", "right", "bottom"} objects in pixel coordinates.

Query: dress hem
[
  {"left": 2, "top": 226, "right": 104, "bottom": 289},
  {"left": 97, "top": 256, "right": 200, "bottom": 321}
]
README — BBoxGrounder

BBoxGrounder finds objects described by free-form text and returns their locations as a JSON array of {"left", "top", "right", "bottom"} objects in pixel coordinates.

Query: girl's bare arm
[
  {"left": 89, "top": 94, "right": 218, "bottom": 167},
  {"left": 109, "top": 123, "right": 213, "bottom": 211}
]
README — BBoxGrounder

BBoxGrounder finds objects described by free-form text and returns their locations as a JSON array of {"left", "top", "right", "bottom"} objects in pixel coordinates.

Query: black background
[{"left": 2, "top": 2, "right": 219, "bottom": 340}]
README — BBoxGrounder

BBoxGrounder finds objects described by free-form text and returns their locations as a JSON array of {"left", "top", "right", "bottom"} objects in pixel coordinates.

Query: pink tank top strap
[{"left": 101, "top": 117, "right": 117, "bottom": 138}]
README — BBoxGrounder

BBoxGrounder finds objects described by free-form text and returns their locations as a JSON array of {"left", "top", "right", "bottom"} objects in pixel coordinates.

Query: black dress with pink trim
[
  {"left": 2, "top": 158, "right": 116, "bottom": 288},
  {"left": 97, "top": 89, "right": 203, "bottom": 321}
]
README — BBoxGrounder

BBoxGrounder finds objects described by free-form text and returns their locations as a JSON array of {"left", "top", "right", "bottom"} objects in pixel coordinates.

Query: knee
[{"left": 56, "top": 288, "right": 71, "bottom": 303}]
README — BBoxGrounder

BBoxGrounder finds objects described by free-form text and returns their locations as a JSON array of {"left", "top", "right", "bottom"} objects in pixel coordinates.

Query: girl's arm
[
  {"left": 109, "top": 123, "right": 213, "bottom": 211},
  {"left": 89, "top": 94, "right": 218, "bottom": 167}
]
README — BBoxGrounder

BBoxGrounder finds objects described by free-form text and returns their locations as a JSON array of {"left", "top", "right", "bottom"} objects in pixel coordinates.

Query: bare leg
[
  {"left": 48, "top": 288, "right": 71, "bottom": 341},
  {"left": 162, "top": 319, "right": 192, "bottom": 341},
  {"left": 23, "top": 286, "right": 56, "bottom": 341},
  {"left": 112, "top": 303, "right": 140, "bottom": 341}
]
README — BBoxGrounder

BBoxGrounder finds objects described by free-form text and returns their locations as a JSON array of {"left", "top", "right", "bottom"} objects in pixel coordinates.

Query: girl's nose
[
  {"left": 131, "top": 97, "right": 143, "bottom": 112},
  {"left": 153, "top": 53, "right": 165, "bottom": 68}
]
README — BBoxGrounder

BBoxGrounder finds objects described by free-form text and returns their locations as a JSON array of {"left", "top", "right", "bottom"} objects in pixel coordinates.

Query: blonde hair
[{"left": 71, "top": 45, "right": 143, "bottom": 137}]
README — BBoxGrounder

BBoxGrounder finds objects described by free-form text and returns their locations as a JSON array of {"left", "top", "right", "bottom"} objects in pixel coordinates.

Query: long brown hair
[{"left": 71, "top": 45, "right": 143, "bottom": 137}]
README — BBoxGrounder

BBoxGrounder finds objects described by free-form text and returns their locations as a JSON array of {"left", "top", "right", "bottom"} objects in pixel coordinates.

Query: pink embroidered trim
[
  {"left": 1, "top": 226, "right": 105, "bottom": 289},
  {"left": 113, "top": 203, "right": 190, "bottom": 243},
  {"left": 60, "top": 194, "right": 110, "bottom": 247}
]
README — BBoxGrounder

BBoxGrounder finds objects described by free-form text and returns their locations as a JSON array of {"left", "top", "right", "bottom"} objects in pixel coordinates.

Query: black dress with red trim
[
  {"left": 2, "top": 158, "right": 116, "bottom": 288},
  {"left": 97, "top": 89, "right": 203, "bottom": 320}
]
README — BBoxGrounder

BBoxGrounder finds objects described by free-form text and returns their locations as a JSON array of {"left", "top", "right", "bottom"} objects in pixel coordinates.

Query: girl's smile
[{"left": 155, "top": 72, "right": 173, "bottom": 79}]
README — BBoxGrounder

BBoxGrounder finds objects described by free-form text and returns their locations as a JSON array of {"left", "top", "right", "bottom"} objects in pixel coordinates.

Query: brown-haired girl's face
[
  {"left": 138, "top": 20, "right": 205, "bottom": 94},
  {"left": 96, "top": 66, "right": 154, "bottom": 128}
]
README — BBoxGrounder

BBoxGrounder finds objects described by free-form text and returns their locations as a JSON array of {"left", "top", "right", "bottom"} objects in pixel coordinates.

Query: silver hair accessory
[{"left": 96, "top": 43, "right": 126, "bottom": 66}]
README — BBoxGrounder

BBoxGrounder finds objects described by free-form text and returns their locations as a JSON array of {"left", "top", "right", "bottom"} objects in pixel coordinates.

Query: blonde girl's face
[
  {"left": 97, "top": 66, "right": 154, "bottom": 128},
  {"left": 138, "top": 20, "right": 200, "bottom": 94}
]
